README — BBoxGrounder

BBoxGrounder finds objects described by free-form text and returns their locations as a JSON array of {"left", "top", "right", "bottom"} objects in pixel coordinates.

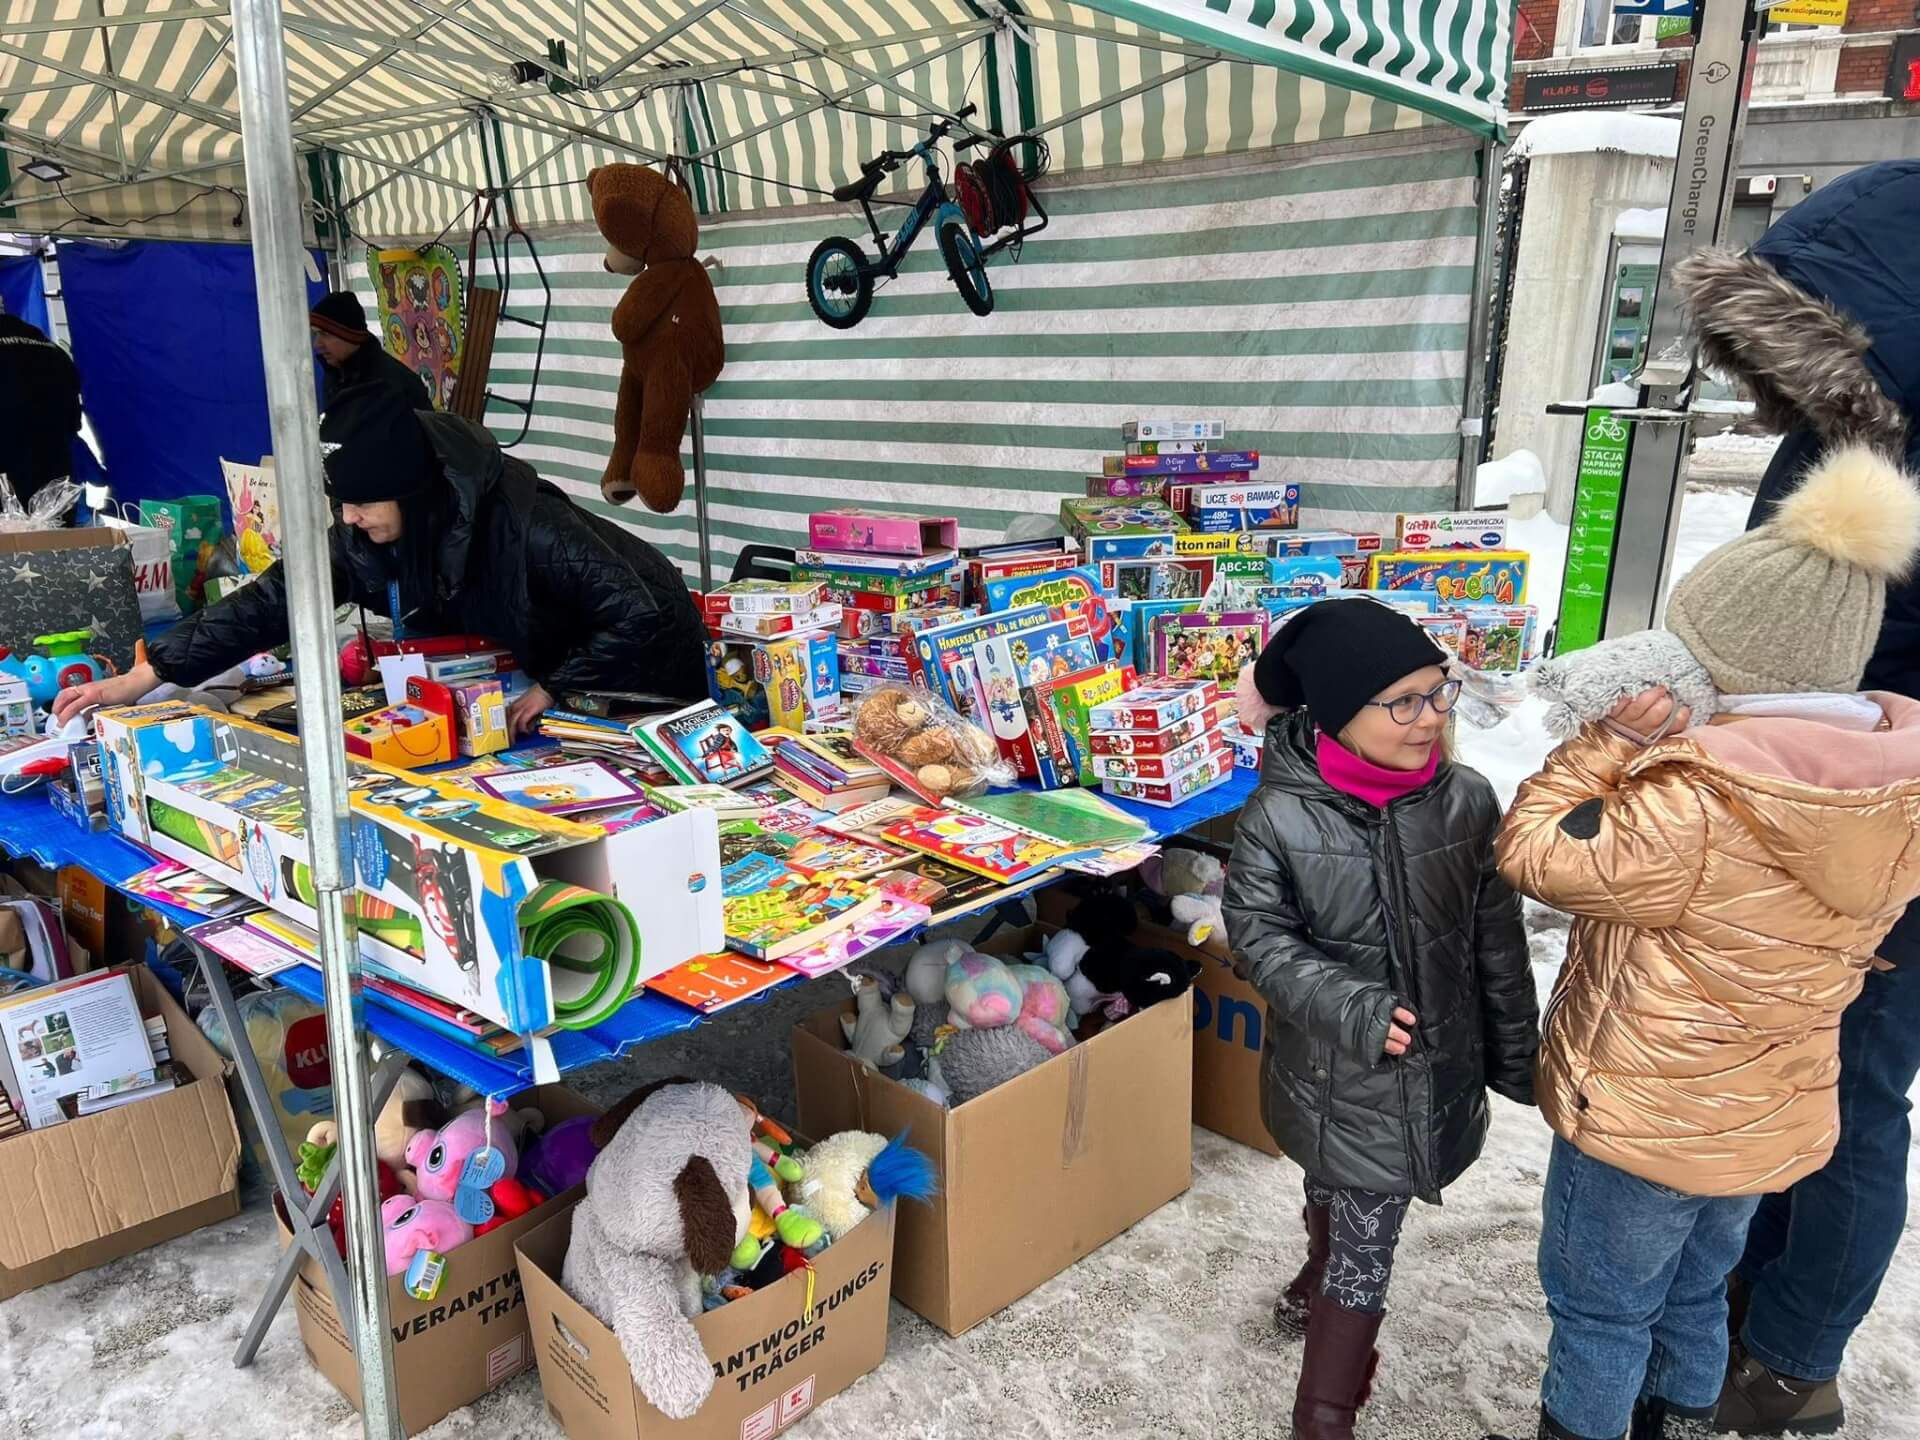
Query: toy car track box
[
  {"left": 1184, "top": 481, "right": 1301, "bottom": 532},
  {"left": 448, "top": 677, "right": 509, "bottom": 758},
  {"left": 808, "top": 508, "right": 958, "bottom": 558},
  {"left": 1058, "top": 497, "right": 1187, "bottom": 544},
  {"left": 1368, "top": 550, "right": 1530, "bottom": 607},
  {"left": 1087, "top": 679, "right": 1220, "bottom": 732},
  {"left": 516, "top": 1152, "right": 897, "bottom": 1438},
  {"left": 1121, "top": 417, "right": 1225, "bottom": 441},
  {"left": 1396, "top": 511, "right": 1509, "bottom": 552}
]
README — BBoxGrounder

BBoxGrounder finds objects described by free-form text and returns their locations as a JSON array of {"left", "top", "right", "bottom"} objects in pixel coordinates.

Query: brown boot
[
  {"left": 1273, "top": 1199, "right": 1331, "bottom": 1337},
  {"left": 1714, "top": 1341, "right": 1845, "bottom": 1436},
  {"left": 1290, "top": 1291, "right": 1383, "bottom": 1440}
]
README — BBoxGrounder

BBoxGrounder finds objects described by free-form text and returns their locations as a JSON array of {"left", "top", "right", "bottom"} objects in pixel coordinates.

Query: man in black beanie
[
  {"left": 311, "top": 290, "right": 432, "bottom": 411},
  {"left": 56, "top": 382, "right": 709, "bottom": 733}
]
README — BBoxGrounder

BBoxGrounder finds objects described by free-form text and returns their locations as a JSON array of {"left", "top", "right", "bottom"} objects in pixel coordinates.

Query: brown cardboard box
[
  {"left": 282, "top": 1084, "right": 600, "bottom": 1437},
  {"left": 792, "top": 924, "right": 1192, "bottom": 1336},
  {"left": 516, "top": 1198, "right": 895, "bottom": 1440},
  {"left": 1035, "top": 888, "right": 1280, "bottom": 1157},
  {"left": 0, "top": 966, "right": 243, "bottom": 1300}
]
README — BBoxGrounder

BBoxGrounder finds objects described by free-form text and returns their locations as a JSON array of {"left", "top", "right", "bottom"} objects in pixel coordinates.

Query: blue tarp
[
  {"left": 0, "top": 252, "right": 50, "bottom": 334},
  {"left": 57, "top": 240, "right": 325, "bottom": 513}
]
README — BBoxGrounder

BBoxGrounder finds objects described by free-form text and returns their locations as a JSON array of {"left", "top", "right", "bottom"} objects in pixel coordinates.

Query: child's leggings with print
[{"left": 1306, "top": 1175, "right": 1411, "bottom": 1313}]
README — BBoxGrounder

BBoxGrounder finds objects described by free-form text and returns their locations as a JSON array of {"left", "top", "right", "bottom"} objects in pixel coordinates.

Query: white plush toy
[{"left": 841, "top": 973, "right": 913, "bottom": 1071}]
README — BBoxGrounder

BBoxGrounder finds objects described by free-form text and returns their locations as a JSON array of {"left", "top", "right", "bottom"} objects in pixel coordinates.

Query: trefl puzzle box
[{"left": 94, "top": 704, "right": 721, "bottom": 1035}]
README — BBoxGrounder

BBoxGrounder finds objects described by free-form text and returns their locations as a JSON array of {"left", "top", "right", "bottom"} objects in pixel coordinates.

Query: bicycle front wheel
[
  {"left": 938, "top": 217, "right": 994, "bottom": 318},
  {"left": 806, "top": 236, "right": 874, "bottom": 329}
]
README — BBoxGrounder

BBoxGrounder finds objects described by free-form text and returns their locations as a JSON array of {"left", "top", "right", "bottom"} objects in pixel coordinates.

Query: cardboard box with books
[
  {"left": 792, "top": 921, "right": 1192, "bottom": 1336},
  {"left": 515, "top": 1176, "right": 897, "bottom": 1440},
  {"left": 282, "top": 1084, "right": 599, "bottom": 1436},
  {"left": 0, "top": 965, "right": 242, "bottom": 1300}
]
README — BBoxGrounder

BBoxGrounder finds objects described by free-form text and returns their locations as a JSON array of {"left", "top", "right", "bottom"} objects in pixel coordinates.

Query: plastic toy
[
  {"left": 0, "top": 631, "right": 112, "bottom": 707},
  {"left": 791, "top": 1130, "right": 938, "bottom": 1242},
  {"left": 850, "top": 684, "right": 1008, "bottom": 800},
  {"left": 841, "top": 972, "right": 913, "bottom": 1071},
  {"left": 381, "top": 1193, "right": 473, "bottom": 1276},
  {"left": 563, "top": 1081, "right": 754, "bottom": 1421}
]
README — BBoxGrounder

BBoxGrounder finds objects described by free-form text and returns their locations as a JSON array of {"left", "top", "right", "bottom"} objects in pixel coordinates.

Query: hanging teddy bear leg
[
  {"left": 628, "top": 353, "right": 695, "bottom": 514},
  {"left": 602, "top": 367, "right": 646, "bottom": 506}
]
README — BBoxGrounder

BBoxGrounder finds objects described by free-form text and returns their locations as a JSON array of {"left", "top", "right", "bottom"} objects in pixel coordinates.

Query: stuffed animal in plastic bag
[
  {"left": 587, "top": 165, "right": 724, "bottom": 513},
  {"left": 851, "top": 684, "right": 1009, "bottom": 799},
  {"left": 564, "top": 1080, "right": 753, "bottom": 1421},
  {"left": 381, "top": 1194, "right": 473, "bottom": 1276},
  {"left": 841, "top": 973, "right": 913, "bottom": 1071},
  {"left": 791, "top": 1131, "right": 938, "bottom": 1242},
  {"left": 1144, "top": 847, "right": 1228, "bottom": 951}
]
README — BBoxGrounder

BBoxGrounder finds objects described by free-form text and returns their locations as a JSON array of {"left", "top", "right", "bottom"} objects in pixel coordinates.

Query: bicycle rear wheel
[
  {"left": 938, "top": 216, "right": 994, "bottom": 318},
  {"left": 807, "top": 236, "right": 874, "bottom": 329}
]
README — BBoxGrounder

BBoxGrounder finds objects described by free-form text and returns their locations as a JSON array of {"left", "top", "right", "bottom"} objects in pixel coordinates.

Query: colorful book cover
[
  {"left": 646, "top": 951, "right": 794, "bottom": 1013},
  {"left": 634, "top": 701, "right": 774, "bottom": 785},
  {"left": 122, "top": 861, "right": 259, "bottom": 920},
  {"left": 467, "top": 759, "right": 650, "bottom": 816},
  {"left": 773, "top": 895, "right": 934, "bottom": 980},
  {"left": 819, "top": 796, "right": 925, "bottom": 839},
  {"left": 879, "top": 807, "right": 1091, "bottom": 883},
  {"left": 717, "top": 820, "right": 799, "bottom": 869},
  {"left": 1127, "top": 598, "right": 1202, "bottom": 663},
  {"left": 1153, "top": 609, "right": 1269, "bottom": 686},
  {"left": 1027, "top": 662, "right": 1137, "bottom": 787},
  {"left": 907, "top": 603, "right": 1053, "bottom": 721},
  {"left": 945, "top": 787, "right": 1147, "bottom": 850},
  {"left": 722, "top": 864, "right": 881, "bottom": 961},
  {"left": 981, "top": 563, "right": 1118, "bottom": 660},
  {"left": 783, "top": 830, "right": 911, "bottom": 879},
  {"left": 973, "top": 616, "right": 1101, "bottom": 776}
]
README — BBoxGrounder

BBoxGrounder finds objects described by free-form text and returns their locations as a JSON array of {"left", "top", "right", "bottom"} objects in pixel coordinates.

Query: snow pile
[
  {"left": 1614, "top": 206, "right": 1667, "bottom": 240},
  {"left": 1510, "top": 111, "right": 1680, "bottom": 160},
  {"left": 1588, "top": 380, "right": 1639, "bottom": 407},
  {"left": 1476, "top": 450, "right": 1546, "bottom": 507}
]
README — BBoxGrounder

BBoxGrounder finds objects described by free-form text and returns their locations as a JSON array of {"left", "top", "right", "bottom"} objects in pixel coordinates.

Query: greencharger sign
[{"left": 1557, "top": 408, "right": 1632, "bottom": 653}]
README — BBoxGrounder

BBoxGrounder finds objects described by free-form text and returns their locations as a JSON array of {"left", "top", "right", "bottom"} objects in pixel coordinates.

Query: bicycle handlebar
[{"left": 861, "top": 103, "right": 981, "bottom": 172}]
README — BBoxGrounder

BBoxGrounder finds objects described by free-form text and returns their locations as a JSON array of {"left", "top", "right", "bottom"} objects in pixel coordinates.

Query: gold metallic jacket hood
[{"left": 1497, "top": 695, "right": 1920, "bottom": 1196}]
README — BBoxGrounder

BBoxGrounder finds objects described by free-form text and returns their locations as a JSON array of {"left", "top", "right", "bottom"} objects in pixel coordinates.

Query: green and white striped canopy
[{"left": 0, "top": 1, "right": 1509, "bottom": 241}]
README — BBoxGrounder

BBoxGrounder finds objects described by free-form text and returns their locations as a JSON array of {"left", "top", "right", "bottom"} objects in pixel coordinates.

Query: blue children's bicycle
[{"left": 807, "top": 104, "right": 1050, "bottom": 329}]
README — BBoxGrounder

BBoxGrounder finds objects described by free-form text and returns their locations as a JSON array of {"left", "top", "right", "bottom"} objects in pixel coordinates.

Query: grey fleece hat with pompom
[{"left": 1665, "top": 444, "right": 1920, "bottom": 695}]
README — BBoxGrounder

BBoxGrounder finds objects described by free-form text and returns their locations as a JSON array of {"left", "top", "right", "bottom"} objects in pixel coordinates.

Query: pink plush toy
[
  {"left": 406, "top": 1101, "right": 525, "bottom": 1205},
  {"left": 381, "top": 1194, "right": 474, "bottom": 1275},
  {"left": 944, "top": 951, "right": 1074, "bottom": 1055}
]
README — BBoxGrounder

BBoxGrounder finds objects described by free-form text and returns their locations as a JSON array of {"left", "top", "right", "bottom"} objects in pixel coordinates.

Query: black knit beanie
[
  {"left": 320, "top": 382, "right": 437, "bottom": 505},
  {"left": 310, "top": 290, "right": 371, "bottom": 342},
  {"left": 1252, "top": 597, "right": 1448, "bottom": 737}
]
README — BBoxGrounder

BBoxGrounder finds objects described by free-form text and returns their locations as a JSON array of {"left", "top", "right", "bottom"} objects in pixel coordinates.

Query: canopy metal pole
[
  {"left": 1456, "top": 133, "right": 1506, "bottom": 506},
  {"left": 228, "top": 3, "right": 401, "bottom": 1437},
  {"left": 692, "top": 396, "right": 714, "bottom": 591}
]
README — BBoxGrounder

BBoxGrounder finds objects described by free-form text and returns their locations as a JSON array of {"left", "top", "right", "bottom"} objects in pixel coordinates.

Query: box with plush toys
[
  {"left": 516, "top": 1079, "right": 932, "bottom": 1440},
  {"left": 791, "top": 890, "right": 1197, "bottom": 1336}
]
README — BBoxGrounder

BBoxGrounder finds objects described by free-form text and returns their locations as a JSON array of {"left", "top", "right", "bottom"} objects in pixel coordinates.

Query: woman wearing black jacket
[
  {"left": 54, "top": 382, "right": 707, "bottom": 730},
  {"left": 1222, "top": 599, "right": 1538, "bottom": 1440}
]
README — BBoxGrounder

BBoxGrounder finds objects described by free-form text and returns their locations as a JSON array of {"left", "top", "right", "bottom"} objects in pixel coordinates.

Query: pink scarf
[{"left": 1315, "top": 730, "right": 1438, "bottom": 808}]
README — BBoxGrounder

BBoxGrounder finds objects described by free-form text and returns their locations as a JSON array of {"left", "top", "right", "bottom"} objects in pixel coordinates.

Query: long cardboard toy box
[{"left": 93, "top": 703, "right": 722, "bottom": 1035}]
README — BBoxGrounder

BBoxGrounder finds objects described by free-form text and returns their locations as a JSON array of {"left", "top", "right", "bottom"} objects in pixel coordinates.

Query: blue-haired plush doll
[{"left": 791, "top": 1130, "right": 939, "bottom": 1242}]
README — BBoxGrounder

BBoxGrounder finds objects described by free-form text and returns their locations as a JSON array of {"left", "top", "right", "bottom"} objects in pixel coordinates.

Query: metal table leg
[{"left": 188, "top": 941, "right": 411, "bottom": 1366}]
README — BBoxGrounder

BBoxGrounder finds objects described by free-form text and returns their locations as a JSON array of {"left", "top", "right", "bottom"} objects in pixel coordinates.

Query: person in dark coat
[
  {"left": 1675, "top": 157, "right": 1920, "bottom": 1439},
  {"left": 0, "top": 310, "right": 83, "bottom": 511},
  {"left": 1222, "top": 598, "right": 1538, "bottom": 1440},
  {"left": 310, "top": 290, "right": 432, "bottom": 411},
  {"left": 53, "top": 382, "right": 707, "bottom": 731}
]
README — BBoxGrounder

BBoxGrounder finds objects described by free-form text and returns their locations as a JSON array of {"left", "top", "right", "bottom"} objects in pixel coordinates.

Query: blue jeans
[
  {"left": 1538, "top": 1135, "right": 1761, "bottom": 1439},
  {"left": 1738, "top": 922, "right": 1920, "bottom": 1382}
]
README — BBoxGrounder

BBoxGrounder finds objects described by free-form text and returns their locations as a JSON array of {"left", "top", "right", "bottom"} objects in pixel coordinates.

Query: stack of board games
[
  {"left": 1087, "top": 679, "right": 1234, "bottom": 807},
  {"left": 701, "top": 579, "right": 842, "bottom": 731},
  {"left": 962, "top": 535, "right": 1082, "bottom": 607},
  {"left": 1095, "top": 418, "right": 1300, "bottom": 533},
  {"left": 791, "top": 542, "right": 966, "bottom": 704}
]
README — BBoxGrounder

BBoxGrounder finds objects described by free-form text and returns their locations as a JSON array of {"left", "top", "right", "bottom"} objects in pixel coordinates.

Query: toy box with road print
[{"left": 93, "top": 704, "right": 723, "bottom": 1034}]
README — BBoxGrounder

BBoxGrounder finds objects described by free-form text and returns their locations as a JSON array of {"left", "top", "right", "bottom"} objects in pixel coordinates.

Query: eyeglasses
[{"left": 1363, "top": 678, "right": 1462, "bottom": 726}]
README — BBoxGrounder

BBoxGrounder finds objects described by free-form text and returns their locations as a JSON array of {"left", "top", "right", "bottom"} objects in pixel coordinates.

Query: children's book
[
  {"left": 879, "top": 807, "right": 1093, "bottom": 884},
  {"left": 717, "top": 820, "right": 799, "bottom": 869},
  {"left": 650, "top": 783, "right": 762, "bottom": 819},
  {"left": 783, "top": 830, "right": 911, "bottom": 879},
  {"left": 972, "top": 616, "right": 1101, "bottom": 776},
  {"left": 122, "top": 860, "right": 259, "bottom": 920},
  {"left": 943, "top": 788, "right": 1148, "bottom": 850},
  {"left": 773, "top": 895, "right": 934, "bottom": 980},
  {"left": 722, "top": 864, "right": 882, "bottom": 962},
  {"left": 1152, "top": 609, "right": 1270, "bottom": 686},
  {"left": 646, "top": 951, "right": 794, "bottom": 1013},
  {"left": 633, "top": 701, "right": 774, "bottom": 786},
  {"left": 819, "top": 796, "right": 925, "bottom": 839},
  {"left": 468, "top": 758, "right": 650, "bottom": 816}
]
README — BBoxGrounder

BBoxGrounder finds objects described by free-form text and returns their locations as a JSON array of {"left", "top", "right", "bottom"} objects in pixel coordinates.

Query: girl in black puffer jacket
[{"left": 1222, "top": 598, "right": 1538, "bottom": 1440}]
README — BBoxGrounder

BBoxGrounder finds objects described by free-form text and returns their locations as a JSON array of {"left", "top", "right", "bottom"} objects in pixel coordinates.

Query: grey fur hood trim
[{"left": 1674, "top": 248, "right": 1908, "bottom": 453}]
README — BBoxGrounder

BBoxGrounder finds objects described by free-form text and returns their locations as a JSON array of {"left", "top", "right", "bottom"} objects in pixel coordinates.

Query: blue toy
[{"left": 0, "top": 631, "right": 112, "bottom": 706}]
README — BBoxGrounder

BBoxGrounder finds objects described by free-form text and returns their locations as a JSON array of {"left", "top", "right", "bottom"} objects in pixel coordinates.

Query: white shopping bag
[{"left": 95, "top": 507, "right": 181, "bottom": 624}]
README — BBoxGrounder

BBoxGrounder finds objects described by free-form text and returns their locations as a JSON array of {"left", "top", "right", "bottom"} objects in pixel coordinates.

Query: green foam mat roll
[{"left": 520, "top": 881, "right": 642, "bottom": 1030}]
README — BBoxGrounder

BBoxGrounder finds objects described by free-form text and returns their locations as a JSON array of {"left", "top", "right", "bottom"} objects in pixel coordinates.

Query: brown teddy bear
[
  {"left": 852, "top": 684, "right": 1003, "bottom": 798},
  {"left": 586, "top": 165, "right": 725, "bottom": 514}
]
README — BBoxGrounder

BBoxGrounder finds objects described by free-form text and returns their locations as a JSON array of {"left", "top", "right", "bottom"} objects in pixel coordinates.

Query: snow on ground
[
  {"left": 2, "top": 485, "right": 1912, "bottom": 1439},
  {"left": 1509, "top": 111, "right": 1679, "bottom": 160}
]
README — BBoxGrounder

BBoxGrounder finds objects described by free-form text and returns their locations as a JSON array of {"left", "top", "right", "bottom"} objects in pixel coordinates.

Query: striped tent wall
[{"left": 351, "top": 129, "right": 1477, "bottom": 581}]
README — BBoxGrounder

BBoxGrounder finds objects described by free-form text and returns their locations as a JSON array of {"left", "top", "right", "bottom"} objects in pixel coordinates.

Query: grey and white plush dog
[{"left": 563, "top": 1080, "right": 752, "bottom": 1420}]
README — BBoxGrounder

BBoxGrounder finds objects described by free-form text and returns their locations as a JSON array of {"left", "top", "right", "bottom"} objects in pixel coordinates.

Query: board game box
[
  {"left": 1087, "top": 679, "right": 1220, "bottom": 732},
  {"left": 974, "top": 619, "right": 1103, "bottom": 776},
  {"left": 1396, "top": 512, "right": 1509, "bottom": 552},
  {"left": 1058, "top": 496, "right": 1187, "bottom": 541},
  {"left": 1088, "top": 699, "right": 1230, "bottom": 756},
  {"left": 1152, "top": 609, "right": 1269, "bottom": 686},
  {"left": 1091, "top": 727, "right": 1227, "bottom": 782},
  {"left": 1100, "top": 745, "right": 1235, "bottom": 806},
  {"left": 906, "top": 603, "right": 1054, "bottom": 722},
  {"left": 1367, "top": 550, "right": 1530, "bottom": 607},
  {"left": 807, "top": 509, "right": 958, "bottom": 557},
  {"left": 1024, "top": 662, "right": 1137, "bottom": 788},
  {"left": 1104, "top": 450, "right": 1260, "bottom": 477},
  {"left": 1121, "top": 418, "right": 1225, "bottom": 441}
]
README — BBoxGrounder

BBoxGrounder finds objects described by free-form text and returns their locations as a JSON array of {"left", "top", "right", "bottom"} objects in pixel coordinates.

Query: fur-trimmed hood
[{"left": 1675, "top": 160, "right": 1920, "bottom": 461}]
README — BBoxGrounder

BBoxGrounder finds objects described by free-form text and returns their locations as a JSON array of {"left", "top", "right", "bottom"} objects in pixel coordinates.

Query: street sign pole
[{"left": 1598, "top": 0, "right": 1762, "bottom": 639}]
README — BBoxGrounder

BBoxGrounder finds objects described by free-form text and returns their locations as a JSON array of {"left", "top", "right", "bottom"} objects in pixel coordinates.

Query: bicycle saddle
[{"left": 833, "top": 167, "right": 885, "bottom": 203}]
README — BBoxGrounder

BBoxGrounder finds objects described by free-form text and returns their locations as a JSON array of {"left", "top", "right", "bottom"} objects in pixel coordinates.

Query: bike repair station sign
[{"left": 1557, "top": 408, "right": 1633, "bottom": 654}]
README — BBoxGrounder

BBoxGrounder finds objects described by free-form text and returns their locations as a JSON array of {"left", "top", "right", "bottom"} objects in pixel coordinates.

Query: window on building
[{"left": 1578, "top": 0, "right": 1652, "bottom": 49}]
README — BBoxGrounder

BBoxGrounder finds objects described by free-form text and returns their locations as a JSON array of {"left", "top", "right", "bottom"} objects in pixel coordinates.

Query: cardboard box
[
  {"left": 284, "top": 1085, "right": 598, "bottom": 1436},
  {"left": 517, "top": 1199, "right": 895, "bottom": 1440},
  {"left": 793, "top": 928, "right": 1192, "bottom": 1335},
  {"left": 1366, "top": 550, "right": 1530, "bottom": 607},
  {"left": 808, "top": 508, "right": 958, "bottom": 558},
  {"left": 1033, "top": 892, "right": 1278, "bottom": 1156},
  {"left": 0, "top": 965, "right": 242, "bottom": 1300},
  {"left": 1395, "top": 511, "right": 1509, "bottom": 551}
]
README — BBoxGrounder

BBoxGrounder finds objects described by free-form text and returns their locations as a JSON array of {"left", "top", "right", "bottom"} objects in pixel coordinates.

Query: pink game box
[
  {"left": 808, "top": 508, "right": 959, "bottom": 557},
  {"left": 1092, "top": 728, "right": 1227, "bottom": 781},
  {"left": 1086, "top": 679, "right": 1220, "bottom": 732},
  {"left": 1101, "top": 746, "right": 1235, "bottom": 806}
]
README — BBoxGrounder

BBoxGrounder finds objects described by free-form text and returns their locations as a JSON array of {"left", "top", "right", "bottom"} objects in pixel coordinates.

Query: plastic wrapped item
[
  {"left": 850, "top": 682, "right": 1015, "bottom": 802},
  {"left": 1452, "top": 664, "right": 1532, "bottom": 731},
  {"left": 196, "top": 985, "right": 334, "bottom": 1185},
  {"left": 0, "top": 473, "right": 79, "bottom": 532}
]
